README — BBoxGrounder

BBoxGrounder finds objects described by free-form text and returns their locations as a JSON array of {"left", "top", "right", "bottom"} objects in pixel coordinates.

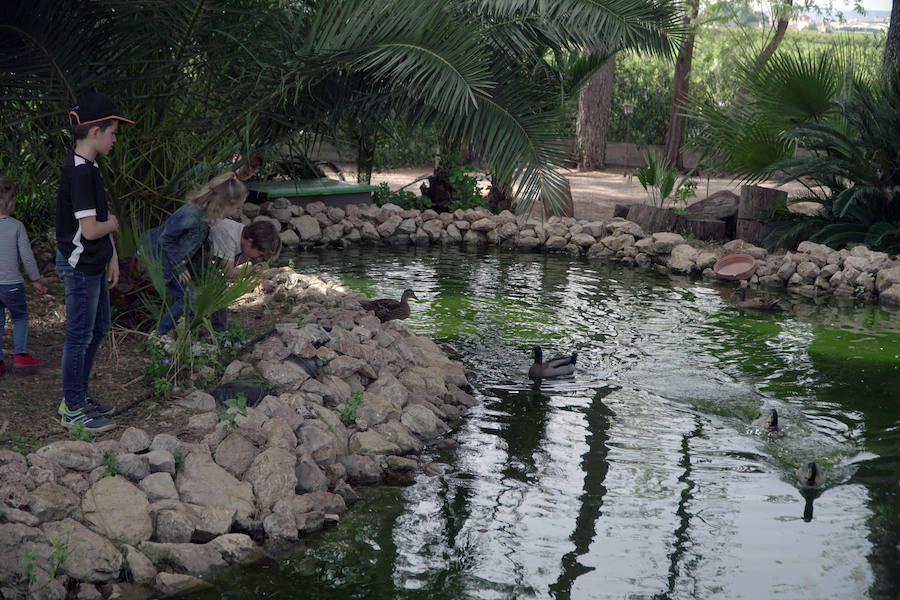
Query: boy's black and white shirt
[{"left": 56, "top": 150, "right": 114, "bottom": 274}]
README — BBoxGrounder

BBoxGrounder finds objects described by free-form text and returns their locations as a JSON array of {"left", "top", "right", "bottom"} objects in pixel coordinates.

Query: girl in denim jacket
[{"left": 144, "top": 172, "right": 247, "bottom": 337}]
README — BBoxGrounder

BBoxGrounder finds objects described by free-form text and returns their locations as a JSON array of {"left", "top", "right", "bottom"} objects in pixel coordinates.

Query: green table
[{"left": 247, "top": 178, "right": 378, "bottom": 208}]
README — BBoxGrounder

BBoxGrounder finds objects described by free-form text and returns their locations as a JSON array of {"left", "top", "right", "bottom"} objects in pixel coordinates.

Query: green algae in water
[{"left": 808, "top": 325, "right": 900, "bottom": 366}]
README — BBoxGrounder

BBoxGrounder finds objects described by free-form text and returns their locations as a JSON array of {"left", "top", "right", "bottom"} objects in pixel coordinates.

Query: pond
[{"left": 196, "top": 246, "right": 900, "bottom": 600}]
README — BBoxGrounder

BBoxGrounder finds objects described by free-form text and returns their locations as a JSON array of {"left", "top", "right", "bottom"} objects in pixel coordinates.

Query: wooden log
[
  {"left": 685, "top": 190, "right": 739, "bottom": 220},
  {"left": 736, "top": 185, "right": 786, "bottom": 243},
  {"left": 626, "top": 204, "right": 678, "bottom": 233},
  {"left": 541, "top": 178, "right": 574, "bottom": 218},
  {"left": 686, "top": 191, "right": 739, "bottom": 239},
  {"left": 613, "top": 203, "right": 631, "bottom": 218},
  {"left": 678, "top": 217, "right": 727, "bottom": 241}
]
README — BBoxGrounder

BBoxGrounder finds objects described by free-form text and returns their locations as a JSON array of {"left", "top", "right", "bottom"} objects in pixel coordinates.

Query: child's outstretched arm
[{"left": 79, "top": 213, "right": 119, "bottom": 240}]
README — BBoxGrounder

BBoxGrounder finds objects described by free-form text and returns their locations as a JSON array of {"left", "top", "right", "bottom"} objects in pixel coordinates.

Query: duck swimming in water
[
  {"left": 528, "top": 346, "right": 577, "bottom": 379},
  {"left": 751, "top": 408, "right": 779, "bottom": 432},
  {"left": 796, "top": 461, "right": 825, "bottom": 489},
  {"left": 730, "top": 288, "right": 781, "bottom": 311},
  {"left": 360, "top": 289, "right": 418, "bottom": 322}
]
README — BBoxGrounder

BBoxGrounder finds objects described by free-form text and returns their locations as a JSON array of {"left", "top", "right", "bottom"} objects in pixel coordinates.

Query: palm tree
[
  {"left": 2, "top": 0, "right": 683, "bottom": 232},
  {"left": 690, "top": 47, "right": 899, "bottom": 251}
]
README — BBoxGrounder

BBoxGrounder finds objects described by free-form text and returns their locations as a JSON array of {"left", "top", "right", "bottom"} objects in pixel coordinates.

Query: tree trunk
[
  {"left": 885, "top": 0, "right": 900, "bottom": 74},
  {"left": 663, "top": 0, "right": 700, "bottom": 169},
  {"left": 755, "top": 0, "right": 793, "bottom": 67},
  {"left": 575, "top": 50, "right": 616, "bottom": 171},
  {"left": 736, "top": 185, "right": 785, "bottom": 243}
]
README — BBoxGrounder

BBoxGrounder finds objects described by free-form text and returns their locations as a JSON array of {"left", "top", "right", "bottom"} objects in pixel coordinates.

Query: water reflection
[{"left": 194, "top": 247, "right": 898, "bottom": 600}]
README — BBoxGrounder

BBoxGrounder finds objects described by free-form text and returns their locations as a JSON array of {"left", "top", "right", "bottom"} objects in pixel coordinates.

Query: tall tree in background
[
  {"left": 755, "top": 0, "right": 795, "bottom": 66},
  {"left": 575, "top": 49, "right": 616, "bottom": 171},
  {"left": 663, "top": 0, "right": 700, "bottom": 168},
  {"left": 885, "top": 0, "right": 900, "bottom": 72}
]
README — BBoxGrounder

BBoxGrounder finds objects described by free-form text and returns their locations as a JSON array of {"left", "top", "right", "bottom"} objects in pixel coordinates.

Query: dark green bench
[{"left": 247, "top": 178, "right": 378, "bottom": 209}]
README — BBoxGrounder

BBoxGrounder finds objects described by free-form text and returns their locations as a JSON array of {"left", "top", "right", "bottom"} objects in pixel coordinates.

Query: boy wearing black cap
[{"left": 55, "top": 92, "right": 133, "bottom": 432}]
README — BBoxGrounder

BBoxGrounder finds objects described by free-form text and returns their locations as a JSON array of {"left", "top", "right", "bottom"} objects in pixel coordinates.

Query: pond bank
[
  {"left": 0, "top": 271, "right": 476, "bottom": 599},
  {"left": 256, "top": 199, "right": 900, "bottom": 307}
]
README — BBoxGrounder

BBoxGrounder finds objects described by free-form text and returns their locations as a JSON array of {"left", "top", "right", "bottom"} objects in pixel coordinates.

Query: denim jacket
[{"left": 142, "top": 204, "right": 210, "bottom": 281}]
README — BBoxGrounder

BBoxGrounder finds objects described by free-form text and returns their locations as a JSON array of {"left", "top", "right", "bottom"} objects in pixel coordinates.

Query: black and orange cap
[{"left": 69, "top": 92, "right": 134, "bottom": 127}]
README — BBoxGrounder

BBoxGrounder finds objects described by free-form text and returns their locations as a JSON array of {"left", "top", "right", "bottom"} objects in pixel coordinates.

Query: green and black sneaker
[
  {"left": 60, "top": 406, "right": 116, "bottom": 433},
  {"left": 58, "top": 395, "right": 114, "bottom": 417}
]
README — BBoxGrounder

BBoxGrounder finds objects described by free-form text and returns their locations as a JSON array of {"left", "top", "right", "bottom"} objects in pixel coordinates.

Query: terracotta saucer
[{"left": 713, "top": 253, "right": 757, "bottom": 280}]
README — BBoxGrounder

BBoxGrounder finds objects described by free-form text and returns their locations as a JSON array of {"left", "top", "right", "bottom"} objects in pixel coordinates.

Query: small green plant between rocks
[
  {"left": 221, "top": 393, "right": 248, "bottom": 432},
  {"left": 68, "top": 422, "right": 94, "bottom": 443},
  {"left": 340, "top": 391, "right": 364, "bottom": 423},
  {"left": 103, "top": 450, "right": 117, "bottom": 477},
  {"left": 173, "top": 448, "right": 186, "bottom": 473}
]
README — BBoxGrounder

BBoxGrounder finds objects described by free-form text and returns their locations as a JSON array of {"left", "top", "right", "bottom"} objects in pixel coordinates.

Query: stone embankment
[
  {"left": 0, "top": 273, "right": 476, "bottom": 599},
  {"left": 250, "top": 199, "right": 900, "bottom": 306}
]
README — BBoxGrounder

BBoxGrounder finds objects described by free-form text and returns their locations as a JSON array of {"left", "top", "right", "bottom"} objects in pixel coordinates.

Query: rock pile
[{"left": 0, "top": 273, "right": 477, "bottom": 599}]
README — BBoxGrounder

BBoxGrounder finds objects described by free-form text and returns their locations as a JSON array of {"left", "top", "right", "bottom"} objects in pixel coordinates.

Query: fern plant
[{"left": 635, "top": 151, "right": 697, "bottom": 209}]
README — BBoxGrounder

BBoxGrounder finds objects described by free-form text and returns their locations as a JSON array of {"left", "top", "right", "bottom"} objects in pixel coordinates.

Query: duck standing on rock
[
  {"left": 528, "top": 346, "right": 577, "bottom": 379},
  {"left": 730, "top": 288, "right": 781, "bottom": 311},
  {"left": 360, "top": 288, "right": 418, "bottom": 322}
]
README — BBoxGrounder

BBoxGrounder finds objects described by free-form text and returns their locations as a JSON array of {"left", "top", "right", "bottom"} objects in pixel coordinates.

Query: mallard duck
[
  {"left": 730, "top": 288, "right": 781, "bottom": 311},
  {"left": 751, "top": 408, "right": 779, "bottom": 432},
  {"left": 796, "top": 461, "right": 825, "bottom": 489},
  {"left": 360, "top": 289, "right": 418, "bottom": 322},
  {"left": 528, "top": 346, "right": 577, "bottom": 379}
]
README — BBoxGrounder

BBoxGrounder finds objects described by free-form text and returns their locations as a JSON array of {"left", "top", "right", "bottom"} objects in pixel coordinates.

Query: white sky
[{"left": 840, "top": 0, "right": 892, "bottom": 11}]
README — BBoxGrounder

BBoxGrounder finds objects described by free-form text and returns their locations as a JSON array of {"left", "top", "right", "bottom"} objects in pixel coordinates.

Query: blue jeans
[
  {"left": 0, "top": 283, "right": 29, "bottom": 363},
  {"left": 57, "top": 252, "right": 110, "bottom": 411},
  {"left": 158, "top": 277, "right": 195, "bottom": 336}
]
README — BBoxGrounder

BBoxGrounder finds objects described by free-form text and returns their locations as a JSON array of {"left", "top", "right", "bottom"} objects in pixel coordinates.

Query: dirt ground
[
  {"left": 0, "top": 167, "right": 804, "bottom": 452},
  {"left": 0, "top": 278, "right": 281, "bottom": 454},
  {"left": 365, "top": 165, "right": 807, "bottom": 223}
]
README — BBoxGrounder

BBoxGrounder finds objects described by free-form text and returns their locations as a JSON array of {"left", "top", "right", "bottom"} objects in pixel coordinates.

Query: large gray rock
[
  {"left": 294, "top": 449, "right": 330, "bottom": 494},
  {"left": 650, "top": 232, "right": 684, "bottom": 254},
  {"left": 120, "top": 428, "right": 151, "bottom": 454},
  {"left": 257, "top": 359, "right": 310, "bottom": 389},
  {"left": 600, "top": 233, "right": 635, "bottom": 252},
  {"left": 879, "top": 283, "right": 900, "bottom": 306},
  {"left": 292, "top": 215, "right": 322, "bottom": 242},
  {"left": 401, "top": 404, "right": 446, "bottom": 439},
  {"left": 244, "top": 447, "right": 297, "bottom": 510},
  {"left": 262, "top": 418, "right": 298, "bottom": 450},
  {"left": 35, "top": 441, "right": 98, "bottom": 472},
  {"left": 147, "top": 450, "right": 176, "bottom": 474},
  {"left": 139, "top": 541, "right": 227, "bottom": 577},
  {"left": 0, "top": 523, "right": 51, "bottom": 584},
  {"left": 354, "top": 392, "right": 401, "bottom": 428},
  {"left": 177, "top": 390, "right": 216, "bottom": 412},
  {"left": 191, "top": 505, "right": 236, "bottom": 543},
  {"left": 42, "top": 519, "right": 123, "bottom": 583},
  {"left": 139, "top": 472, "right": 179, "bottom": 502},
  {"left": 376, "top": 214, "right": 403, "bottom": 237},
  {"left": 348, "top": 430, "right": 401, "bottom": 455},
  {"left": 82, "top": 476, "right": 152, "bottom": 545},
  {"left": 154, "top": 508, "right": 196, "bottom": 543},
  {"left": 115, "top": 453, "right": 151, "bottom": 482},
  {"left": 176, "top": 453, "right": 255, "bottom": 521},
  {"left": 338, "top": 455, "right": 383, "bottom": 485},
  {"left": 667, "top": 244, "right": 698, "bottom": 274},
  {"left": 28, "top": 483, "right": 80, "bottom": 523},
  {"left": 875, "top": 264, "right": 900, "bottom": 293},
  {"left": 207, "top": 533, "right": 262, "bottom": 565},
  {"left": 154, "top": 572, "right": 213, "bottom": 596},
  {"left": 297, "top": 425, "right": 339, "bottom": 465},
  {"left": 214, "top": 432, "right": 260, "bottom": 478},
  {"left": 122, "top": 544, "right": 157, "bottom": 585},
  {"left": 375, "top": 421, "right": 425, "bottom": 455}
]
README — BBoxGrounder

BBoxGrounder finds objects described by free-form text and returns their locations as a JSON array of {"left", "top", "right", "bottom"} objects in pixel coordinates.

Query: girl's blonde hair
[
  {"left": 0, "top": 176, "right": 16, "bottom": 214},
  {"left": 187, "top": 171, "right": 248, "bottom": 224}
]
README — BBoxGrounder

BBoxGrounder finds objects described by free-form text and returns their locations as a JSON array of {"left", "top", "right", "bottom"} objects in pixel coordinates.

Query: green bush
[{"left": 373, "top": 182, "right": 426, "bottom": 210}]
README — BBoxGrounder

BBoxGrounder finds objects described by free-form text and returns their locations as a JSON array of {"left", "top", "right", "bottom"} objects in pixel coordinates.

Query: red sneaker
[{"left": 13, "top": 354, "right": 39, "bottom": 370}]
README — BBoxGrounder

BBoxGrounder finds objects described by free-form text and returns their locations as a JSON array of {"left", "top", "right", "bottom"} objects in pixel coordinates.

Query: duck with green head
[{"left": 528, "top": 346, "right": 577, "bottom": 379}]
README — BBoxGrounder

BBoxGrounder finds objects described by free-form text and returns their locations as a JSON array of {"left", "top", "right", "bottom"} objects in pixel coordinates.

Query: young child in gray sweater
[{"left": 0, "top": 176, "right": 47, "bottom": 375}]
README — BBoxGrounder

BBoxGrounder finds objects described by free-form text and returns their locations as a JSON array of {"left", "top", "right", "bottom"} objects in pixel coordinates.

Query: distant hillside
[{"left": 806, "top": 8, "right": 892, "bottom": 21}]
